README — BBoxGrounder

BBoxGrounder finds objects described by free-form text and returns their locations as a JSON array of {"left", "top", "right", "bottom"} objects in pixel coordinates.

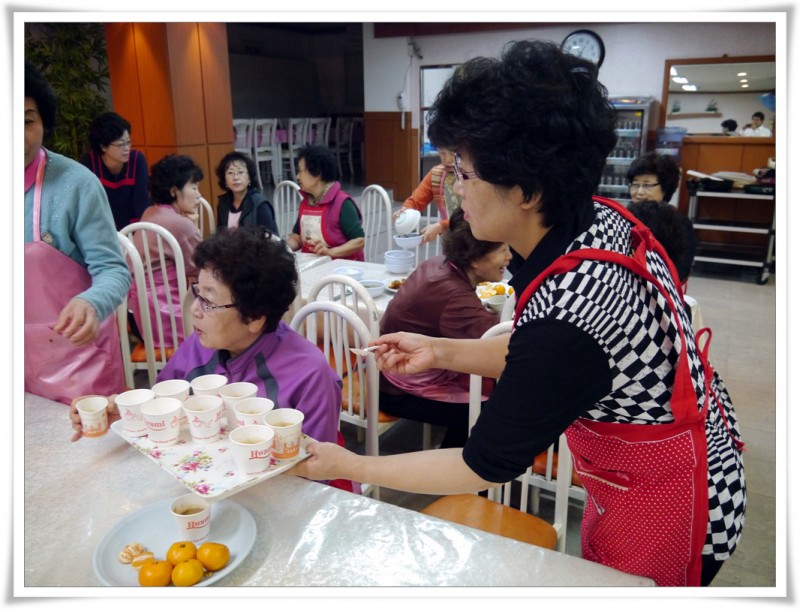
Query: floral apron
[{"left": 24, "top": 148, "right": 125, "bottom": 404}]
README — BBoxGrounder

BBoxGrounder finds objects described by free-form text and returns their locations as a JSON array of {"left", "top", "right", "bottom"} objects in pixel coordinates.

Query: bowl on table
[
  {"left": 358, "top": 279, "right": 385, "bottom": 298},
  {"left": 394, "top": 233, "right": 423, "bottom": 249},
  {"left": 333, "top": 266, "right": 364, "bottom": 281},
  {"left": 394, "top": 209, "right": 421, "bottom": 236},
  {"left": 384, "top": 250, "right": 415, "bottom": 274}
]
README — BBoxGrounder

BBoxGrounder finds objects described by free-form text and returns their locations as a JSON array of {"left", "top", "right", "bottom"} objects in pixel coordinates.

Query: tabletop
[{"left": 21, "top": 393, "right": 654, "bottom": 589}]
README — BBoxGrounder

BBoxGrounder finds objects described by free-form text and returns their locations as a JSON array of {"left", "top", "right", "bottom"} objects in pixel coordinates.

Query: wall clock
[{"left": 560, "top": 29, "right": 605, "bottom": 68}]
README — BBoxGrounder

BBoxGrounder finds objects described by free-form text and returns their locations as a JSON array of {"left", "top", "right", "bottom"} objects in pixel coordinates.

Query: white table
[{"left": 20, "top": 393, "right": 654, "bottom": 589}]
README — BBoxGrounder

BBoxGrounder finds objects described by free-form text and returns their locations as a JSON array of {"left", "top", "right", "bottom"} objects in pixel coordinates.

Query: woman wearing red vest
[
  {"left": 80, "top": 112, "right": 150, "bottom": 230},
  {"left": 294, "top": 40, "right": 746, "bottom": 587},
  {"left": 286, "top": 145, "right": 365, "bottom": 261}
]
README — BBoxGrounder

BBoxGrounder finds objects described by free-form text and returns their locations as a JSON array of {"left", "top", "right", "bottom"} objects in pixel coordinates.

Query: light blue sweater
[{"left": 24, "top": 149, "right": 130, "bottom": 320}]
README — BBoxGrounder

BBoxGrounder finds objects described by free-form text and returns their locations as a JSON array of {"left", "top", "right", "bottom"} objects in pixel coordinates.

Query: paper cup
[
  {"left": 486, "top": 295, "right": 507, "bottom": 314},
  {"left": 229, "top": 424, "right": 275, "bottom": 476},
  {"left": 170, "top": 494, "right": 211, "bottom": 543},
  {"left": 234, "top": 397, "right": 275, "bottom": 427},
  {"left": 75, "top": 396, "right": 109, "bottom": 438},
  {"left": 189, "top": 374, "right": 228, "bottom": 396},
  {"left": 141, "top": 397, "right": 183, "bottom": 447},
  {"left": 182, "top": 395, "right": 224, "bottom": 444},
  {"left": 219, "top": 382, "right": 258, "bottom": 430},
  {"left": 114, "top": 389, "right": 154, "bottom": 437},
  {"left": 152, "top": 379, "right": 191, "bottom": 427},
  {"left": 263, "top": 408, "right": 304, "bottom": 461}
]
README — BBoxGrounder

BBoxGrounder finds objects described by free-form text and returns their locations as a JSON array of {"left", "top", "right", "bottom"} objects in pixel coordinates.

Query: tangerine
[
  {"left": 171, "top": 558, "right": 205, "bottom": 587},
  {"left": 131, "top": 551, "right": 155, "bottom": 569},
  {"left": 196, "top": 542, "right": 230, "bottom": 572},
  {"left": 166, "top": 541, "right": 197, "bottom": 566},
  {"left": 138, "top": 559, "right": 173, "bottom": 587},
  {"left": 494, "top": 284, "right": 506, "bottom": 295}
]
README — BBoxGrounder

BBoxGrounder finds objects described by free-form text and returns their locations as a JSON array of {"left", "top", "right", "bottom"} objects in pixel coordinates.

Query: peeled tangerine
[{"left": 131, "top": 552, "right": 155, "bottom": 569}]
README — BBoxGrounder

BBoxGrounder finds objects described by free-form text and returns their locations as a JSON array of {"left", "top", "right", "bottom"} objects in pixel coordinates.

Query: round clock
[{"left": 561, "top": 29, "right": 605, "bottom": 68}]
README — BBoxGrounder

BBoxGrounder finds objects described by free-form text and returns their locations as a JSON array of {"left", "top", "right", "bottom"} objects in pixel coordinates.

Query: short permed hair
[
  {"left": 24, "top": 60, "right": 57, "bottom": 139},
  {"left": 215, "top": 151, "right": 258, "bottom": 191},
  {"left": 192, "top": 226, "right": 297, "bottom": 332},
  {"left": 625, "top": 152, "right": 680, "bottom": 203},
  {"left": 88, "top": 112, "right": 132, "bottom": 154},
  {"left": 150, "top": 154, "right": 204, "bottom": 204},
  {"left": 427, "top": 40, "right": 618, "bottom": 228},
  {"left": 628, "top": 200, "right": 691, "bottom": 281},
  {"left": 442, "top": 208, "right": 505, "bottom": 270},
  {"left": 297, "top": 145, "right": 337, "bottom": 182}
]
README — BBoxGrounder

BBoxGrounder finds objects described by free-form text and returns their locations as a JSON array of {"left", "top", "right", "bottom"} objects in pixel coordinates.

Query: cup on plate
[
  {"left": 263, "top": 408, "right": 304, "bottom": 461},
  {"left": 233, "top": 397, "right": 275, "bottom": 427},
  {"left": 114, "top": 389, "right": 154, "bottom": 437},
  {"left": 219, "top": 382, "right": 258, "bottom": 430},
  {"left": 170, "top": 494, "right": 211, "bottom": 543},
  {"left": 75, "top": 396, "right": 109, "bottom": 438},
  {"left": 189, "top": 374, "right": 228, "bottom": 396},
  {"left": 182, "top": 395, "right": 224, "bottom": 444},
  {"left": 228, "top": 424, "right": 275, "bottom": 477},
  {"left": 140, "top": 397, "right": 183, "bottom": 447},
  {"left": 485, "top": 294, "right": 507, "bottom": 314},
  {"left": 152, "top": 379, "right": 191, "bottom": 427}
]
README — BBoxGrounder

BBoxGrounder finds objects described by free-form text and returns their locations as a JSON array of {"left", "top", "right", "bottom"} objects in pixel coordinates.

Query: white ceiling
[{"left": 668, "top": 61, "right": 775, "bottom": 93}]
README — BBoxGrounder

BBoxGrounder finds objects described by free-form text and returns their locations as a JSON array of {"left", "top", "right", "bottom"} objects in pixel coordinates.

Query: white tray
[
  {"left": 93, "top": 498, "right": 255, "bottom": 586},
  {"left": 111, "top": 420, "right": 311, "bottom": 500}
]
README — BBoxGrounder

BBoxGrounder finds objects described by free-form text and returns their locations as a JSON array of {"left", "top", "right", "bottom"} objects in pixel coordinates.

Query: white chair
[
  {"left": 280, "top": 118, "right": 309, "bottom": 182},
  {"left": 117, "top": 233, "right": 158, "bottom": 388},
  {"left": 232, "top": 118, "right": 254, "bottom": 159},
  {"left": 307, "top": 274, "right": 380, "bottom": 337},
  {"left": 289, "top": 300, "right": 384, "bottom": 498},
  {"left": 273, "top": 180, "right": 302, "bottom": 239},
  {"left": 359, "top": 184, "right": 393, "bottom": 263},
  {"left": 252, "top": 118, "right": 281, "bottom": 189},
  {"left": 352, "top": 117, "right": 364, "bottom": 176},
  {"left": 335, "top": 117, "right": 354, "bottom": 179},
  {"left": 195, "top": 197, "right": 216, "bottom": 238},
  {"left": 307, "top": 117, "right": 332, "bottom": 148},
  {"left": 119, "top": 222, "right": 191, "bottom": 374},
  {"left": 420, "top": 200, "right": 443, "bottom": 264},
  {"left": 500, "top": 293, "right": 516, "bottom": 322}
]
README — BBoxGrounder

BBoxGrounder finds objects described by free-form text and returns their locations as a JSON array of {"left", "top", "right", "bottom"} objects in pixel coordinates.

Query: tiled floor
[{"left": 267, "top": 178, "right": 779, "bottom": 587}]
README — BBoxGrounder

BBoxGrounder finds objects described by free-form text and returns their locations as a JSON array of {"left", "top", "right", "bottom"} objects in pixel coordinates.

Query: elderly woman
[
  {"left": 71, "top": 226, "right": 341, "bottom": 449},
  {"left": 379, "top": 208, "right": 510, "bottom": 447},
  {"left": 80, "top": 111, "right": 150, "bottom": 230},
  {"left": 129, "top": 154, "right": 206, "bottom": 348},
  {"left": 215, "top": 151, "right": 278, "bottom": 234},
  {"left": 286, "top": 145, "right": 365, "bottom": 260},
  {"left": 24, "top": 61, "right": 130, "bottom": 404},
  {"left": 626, "top": 152, "right": 697, "bottom": 282},
  {"left": 294, "top": 40, "right": 745, "bottom": 587}
]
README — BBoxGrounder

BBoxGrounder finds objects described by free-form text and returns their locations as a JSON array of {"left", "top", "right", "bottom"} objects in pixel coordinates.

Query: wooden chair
[
  {"left": 273, "top": 180, "right": 301, "bottom": 239},
  {"left": 289, "top": 300, "right": 384, "bottom": 498},
  {"left": 359, "top": 184, "right": 393, "bottom": 263},
  {"left": 252, "top": 118, "right": 281, "bottom": 189},
  {"left": 116, "top": 233, "right": 158, "bottom": 388},
  {"left": 119, "top": 222, "right": 191, "bottom": 374},
  {"left": 232, "top": 118, "right": 254, "bottom": 159}
]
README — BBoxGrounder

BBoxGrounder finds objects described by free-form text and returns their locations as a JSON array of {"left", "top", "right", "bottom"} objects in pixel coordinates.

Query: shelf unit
[
  {"left": 688, "top": 188, "right": 775, "bottom": 284},
  {"left": 597, "top": 97, "right": 657, "bottom": 204}
]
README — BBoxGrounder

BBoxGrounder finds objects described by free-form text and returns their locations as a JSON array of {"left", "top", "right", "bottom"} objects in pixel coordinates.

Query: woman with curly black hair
[
  {"left": 295, "top": 40, "right": 745, "bottom": 587},
  {"left": 215, "top": 151, "right": 278, "bottom": 234}
]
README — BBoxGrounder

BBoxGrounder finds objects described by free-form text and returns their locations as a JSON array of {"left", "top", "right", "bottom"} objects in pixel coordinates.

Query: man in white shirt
[{"left": 741, "top": 112, "right": 772, "bottom": 137}]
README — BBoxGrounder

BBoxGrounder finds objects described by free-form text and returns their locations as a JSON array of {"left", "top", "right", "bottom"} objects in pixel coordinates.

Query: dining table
[{"left": 21, "top": 392, "right": 655, "bottom": 590}]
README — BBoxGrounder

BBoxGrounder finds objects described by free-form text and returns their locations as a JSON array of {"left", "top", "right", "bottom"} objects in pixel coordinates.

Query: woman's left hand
[{"left": 54, "top": 297, "right": 99, "bottom": 346}]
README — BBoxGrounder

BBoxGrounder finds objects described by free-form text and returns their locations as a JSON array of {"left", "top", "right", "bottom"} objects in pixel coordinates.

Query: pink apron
[
  {"left": 24, "top": 149, "right": 126, "bottom": 404},
  {"left": 514, "top": 197, "right": 742, "bottom": 586}
]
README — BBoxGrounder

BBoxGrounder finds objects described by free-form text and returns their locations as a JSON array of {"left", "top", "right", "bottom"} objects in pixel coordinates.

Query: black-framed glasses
[
  {"left": 191, "top": 283, "right": 236, "bottom": 313},
  {"left": 453, "top": 152, "right": 482, "bottom": 184},
  {"left": 629, "top": 182, "right": 660, "bottom": 192}
]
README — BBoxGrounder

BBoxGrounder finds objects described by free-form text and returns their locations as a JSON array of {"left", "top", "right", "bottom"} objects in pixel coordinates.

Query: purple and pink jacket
[{"left": 157, "top": 322, "right": 341, "bottom": 444}]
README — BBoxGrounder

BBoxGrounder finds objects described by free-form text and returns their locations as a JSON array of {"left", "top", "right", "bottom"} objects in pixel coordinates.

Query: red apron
[
  {"left": 514, "top": 198, "right": 736, "bottom": 586},
  {"left": 24, "top": 148, "right": 126, "bottom": 404}
]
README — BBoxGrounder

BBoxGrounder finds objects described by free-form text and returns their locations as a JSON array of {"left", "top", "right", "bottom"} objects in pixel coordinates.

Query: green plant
[{"left": 25, "top": 23, "right": 110, "bottom": 160}]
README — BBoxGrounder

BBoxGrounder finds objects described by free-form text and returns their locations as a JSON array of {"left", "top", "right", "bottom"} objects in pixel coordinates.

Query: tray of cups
[{"left": 110, "top": 420, "right": 312, "bottom": 501}]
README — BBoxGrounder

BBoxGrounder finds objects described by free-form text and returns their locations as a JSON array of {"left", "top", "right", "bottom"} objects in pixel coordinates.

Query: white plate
[
  {"left": 111, "top": 420, "right": 312, "bottom": 500},
  {"left": 384, "top": 278, "right": 407, "bottom": 294},
  {"left": 92, "top": 498, "right": 256, "bottom": 587},
  {"left": 475, "top": 281, "right": 513, "bottom": 300},
  {"left": 332, "top": 266, "right": 364, "bottom": 280}
]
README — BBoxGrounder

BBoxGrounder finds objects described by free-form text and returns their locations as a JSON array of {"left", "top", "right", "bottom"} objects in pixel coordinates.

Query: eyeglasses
[
  {"left": 109, "top": 139, "right": 133, "bottom": 149},
  {"left": 453, "top": 152, "right": 482, "bottom": 184},
  {"left": 191, "top": 283, "right": 236, "bottom": 313},
  {"left": 225, "top": 170, "right": 248, "bottom": 178},
  {"left": 629, "top": 182, "right": 660, "bottom": 192}
]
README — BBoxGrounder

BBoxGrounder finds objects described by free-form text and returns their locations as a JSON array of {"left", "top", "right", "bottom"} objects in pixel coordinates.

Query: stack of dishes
[{"left": 384, "top": 250, "right": 414, "bottom": 274}]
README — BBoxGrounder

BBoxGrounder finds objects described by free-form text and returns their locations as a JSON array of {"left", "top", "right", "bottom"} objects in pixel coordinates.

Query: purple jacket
[{"left": 157, "top": 321, "right": 341, "bottom": 444}]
